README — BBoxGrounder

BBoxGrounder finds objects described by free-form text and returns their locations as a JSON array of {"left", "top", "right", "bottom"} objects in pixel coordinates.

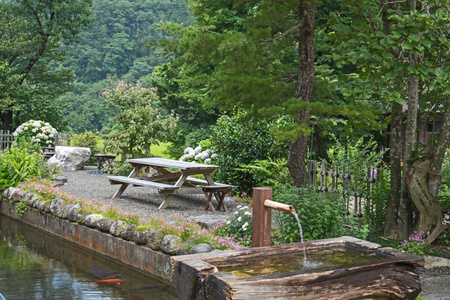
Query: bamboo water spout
[
  {"left": 252, "top": 187, "right": 296, "bottom": 247},
  {"left": 264, "top": 200, "right": 296, "bottom": 215}
]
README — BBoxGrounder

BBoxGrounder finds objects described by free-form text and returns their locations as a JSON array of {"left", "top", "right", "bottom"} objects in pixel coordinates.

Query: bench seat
[{"left": 107, "top": 176, "right": 179, "bottom": 191}]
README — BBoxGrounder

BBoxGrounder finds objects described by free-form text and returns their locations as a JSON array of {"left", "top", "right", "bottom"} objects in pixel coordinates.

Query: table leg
[
  {"left": 203, "top": 191, "right": 216, "bottom": 212},
  {"left": 159, "top": 194, "right": 175, "bottom": 209},
  {"left": 97, "top": 157, "right": 103, "bottom": 171},
  {"left": 111, "top": 166, "right": 142, "bottom": 199},
  {"left": 112, "top": 184, "right": 129, "bottom": 199},
  {"left": 215, "top": 191, "right": 227, "bottom": 212}
]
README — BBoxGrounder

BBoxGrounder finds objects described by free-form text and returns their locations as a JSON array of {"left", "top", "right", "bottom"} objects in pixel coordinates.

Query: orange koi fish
[{"left": 94, "top": 279, "right": 124, "bottom": 285}]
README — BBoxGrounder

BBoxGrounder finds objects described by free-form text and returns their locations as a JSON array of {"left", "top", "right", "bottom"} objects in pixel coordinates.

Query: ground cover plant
[{"left": 18, "top": 179, "right": 246, "bottom": 251}]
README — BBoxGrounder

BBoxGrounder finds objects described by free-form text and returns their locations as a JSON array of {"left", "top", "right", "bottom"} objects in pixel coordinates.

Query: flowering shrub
[
  {"left": 13, "top": 120, "right": 57, "bottom": 147},
  {"left": 399, "top": 231, "right": 430, "bottom": 256},
  {"left": 215, "top": 205, "right": 252, "bottom": 247}
]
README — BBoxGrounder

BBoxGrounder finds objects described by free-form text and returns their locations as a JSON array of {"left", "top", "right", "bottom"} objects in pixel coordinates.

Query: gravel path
[{"left": 59, "top": 166, "right": 242, "bottom": 222}]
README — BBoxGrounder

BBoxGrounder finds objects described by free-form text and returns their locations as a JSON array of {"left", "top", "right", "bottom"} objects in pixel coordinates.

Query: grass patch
[{"left": 151, "top": 142, "right": 171, "bottom": 158}]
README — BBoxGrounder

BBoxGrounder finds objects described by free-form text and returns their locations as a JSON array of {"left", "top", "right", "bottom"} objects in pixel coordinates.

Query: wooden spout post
[{"left": 252, "top": 187, "right": 273, "bottom": 247}]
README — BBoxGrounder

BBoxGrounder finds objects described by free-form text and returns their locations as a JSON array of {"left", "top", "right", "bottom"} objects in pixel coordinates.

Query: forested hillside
[{"left": 60, "top": 0, "right": 195, "bottom": 133}]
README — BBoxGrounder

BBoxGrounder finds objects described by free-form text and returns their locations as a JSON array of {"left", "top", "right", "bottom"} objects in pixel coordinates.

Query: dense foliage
[
  {"left": 0, "top": 141, "right": 53, "bottom": 191},
  {"left": 0, "top": 0, "right": 93, "bottom": 130},
  {"left": 58, "top": 0, "right": 195, "bottom": 133},
  {"left": 209, "top": 112, "right": 290, "bottom": 193}
]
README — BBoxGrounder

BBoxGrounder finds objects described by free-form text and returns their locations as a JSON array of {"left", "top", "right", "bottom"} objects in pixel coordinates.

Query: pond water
[{"left": 0, "top": 214, "right": 178, "bottom": 300}]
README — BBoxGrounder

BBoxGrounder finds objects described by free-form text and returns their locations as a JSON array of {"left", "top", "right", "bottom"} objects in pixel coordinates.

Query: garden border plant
[{"left": 11, "top": 178, "right": 246, "bottom": 252}]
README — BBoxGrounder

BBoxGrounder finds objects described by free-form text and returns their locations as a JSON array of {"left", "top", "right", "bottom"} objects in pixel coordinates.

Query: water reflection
[{"left": 0, "top": 214, "right": 178, "bottom": 299}]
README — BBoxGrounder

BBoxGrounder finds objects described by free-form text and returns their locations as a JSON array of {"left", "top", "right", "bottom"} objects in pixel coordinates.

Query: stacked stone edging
[{"left": 0, "top": 186, "right": 220, "bottom": 283}]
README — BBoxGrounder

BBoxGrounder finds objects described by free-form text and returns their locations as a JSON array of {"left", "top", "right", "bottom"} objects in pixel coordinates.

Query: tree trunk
[
  {"left": 407, "top": 158, "right": 449, "bottom": 242},
  {"left": 287, "top": 2, "right": 316, "bottom": 187},
  {"left": 384, "top": 102, "right": 403, "bottom": 239}
]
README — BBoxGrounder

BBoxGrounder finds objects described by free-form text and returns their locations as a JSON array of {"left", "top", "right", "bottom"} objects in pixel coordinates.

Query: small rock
[
  {"left": 82, "top": 214, "right": 104, "bottom": 228},
  {"left": 36, "top": 200, "right": 47, "bottom": 211},
  {"left": 43, "top": 204, "right": 51, "bottom": 213},
  {"left": 2, "top": 187, "right": 17, "bottom": 200},
  {"left": 134, "top": 230, "right": 150, "bottom": 245},
  {"left": 50, "top": 197, "right": 66, "bottom": 215},
  {"left": 121, "top": 224, "right": 137, "bottom": 241},
  {"left": 76, "top": 210, "right": 89, "bottom": 223},
  {"left": 110, "top": 220, "right": 128, "bottom": 237},
  {"left": 11, "top": 190, "right": 31, "bottom": 202},
  {"left": 147, "top": 229, "right": 164, "bottom": 250},
  {"left": 187, "top": 214, "right": 228, "bottom": 230},
  {"left": 96, "top": 219, "right": 113, "bottom": 232},
  {"left": 160, "top": 235, "right": 182, "bottom": 255},
  {"left": 176, "top": 249, "right": 189, "bottom": 255},
  {"left": 67, "top": 204, "right": 81, "bottom": 222},
  {"left": 190, "top": 243, "right": 213, "bottom": 254},
  {"left": 57, "top": 204, "right": 73, "bottom": 219},
  {"left": 26, "top": 194, "right": 39, "bottom": 207},
  {"left": 52, "top": 175, "right": 68, "bottom": 183}
]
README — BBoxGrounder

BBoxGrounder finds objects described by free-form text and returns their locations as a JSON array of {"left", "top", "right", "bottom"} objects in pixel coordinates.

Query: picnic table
[{"left": 107, "top": 158, "right": 234, "bottom": 212}]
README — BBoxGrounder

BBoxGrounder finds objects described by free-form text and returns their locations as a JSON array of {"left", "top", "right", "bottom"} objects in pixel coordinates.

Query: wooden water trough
[{"left": 172, "top": 236, "right": 424, "bottom": 300}]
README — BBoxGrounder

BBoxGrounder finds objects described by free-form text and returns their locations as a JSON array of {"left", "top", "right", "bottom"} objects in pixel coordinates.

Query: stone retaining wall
[{"left": 0, "top": 200, "right": 175, "bottom": 283}]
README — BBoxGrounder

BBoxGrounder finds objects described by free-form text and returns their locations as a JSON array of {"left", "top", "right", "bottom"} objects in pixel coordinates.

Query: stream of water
[{"left": 0, "top": 214, "right": 178, "bottom": 300}]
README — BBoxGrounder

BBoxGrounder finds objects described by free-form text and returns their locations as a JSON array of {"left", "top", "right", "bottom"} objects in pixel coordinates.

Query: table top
[{"left": 126, "top": 157, "right": 220, "bottom": 171}]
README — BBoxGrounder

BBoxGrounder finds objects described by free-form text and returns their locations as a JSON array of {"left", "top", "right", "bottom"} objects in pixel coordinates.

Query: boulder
[
  {"left": 57, "top": 204, "right": 73, "bottom": 219},
  {"left": 82, "top": 214, "right": 104, "bottom": 228},
  {"left": 160, "top": 235, "right": 182, "bottom": 255},
  {"left": 190, "top": 243, "right": 213, "bottom": 254},
  {"left": 121, "top": 224, "right": 137, "bottom": 241},
  {"left": 50, "top": 197, "right": 66, "bottom": 215},
  {"left": 76, "top": 210, "right": 90, "bottom": 223},
  {"left": 187, "top": 214, "right": 228, "bottom": 230},
  {"left": 110, "top": 220, "right": 128, "bottom": 237},
  {"left": 67, "top": 204, "right": 82, "bottom": 222},
  {"left": 134, "top": 230, "right": 150, "bottom": 245},
  {"left": 147, "top": 229, "right": 164, "bottom": 250},
  {"left": 96, "top": 219, "right": 113, "bottom": 232},
  {"left": 47, "top": 146, "right": 91, "bottom": 171},
  {"left": 2, "top": 187, "right": 17, "bottom": 200}
]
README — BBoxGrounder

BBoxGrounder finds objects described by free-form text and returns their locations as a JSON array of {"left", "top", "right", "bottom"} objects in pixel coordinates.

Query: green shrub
[
  {"left": 0, "top": 140, "right": 53, "bottom": 190},
  {"left": 238, "top": 158, "right": 292, "bottom": 190},
  {"left": 71, "top": 131, "right": 101, "bottom": 165},
  {"left": 273, "top": 185, "right": 347, "bottom": 243},
  {"left": 209, "top": 112, "right": 290, "bottom": 194}
]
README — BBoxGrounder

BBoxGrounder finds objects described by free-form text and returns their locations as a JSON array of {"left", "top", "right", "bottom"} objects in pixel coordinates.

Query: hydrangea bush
[
  {"left": 179, "top": 144, "right": 217, "bottom": 164},
  {"left": 13, "top": 120, "right": 58, "bottom": 147}
]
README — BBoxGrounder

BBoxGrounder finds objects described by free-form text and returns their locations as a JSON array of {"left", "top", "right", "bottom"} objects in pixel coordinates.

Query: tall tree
[
  {"left": 0, "top": 0, "right": 93, "bottom": 130},
  {"left": 156, "top": 0, "right": 322, "bottom": 186},
  {"left": 328, "top": 0, "right": 450, "bottom": 241}
]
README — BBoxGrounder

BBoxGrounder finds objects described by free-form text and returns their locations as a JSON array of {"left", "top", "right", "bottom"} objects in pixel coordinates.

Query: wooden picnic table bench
[{"left": 107, "top": 158, "right": 235, "bottom": 211}]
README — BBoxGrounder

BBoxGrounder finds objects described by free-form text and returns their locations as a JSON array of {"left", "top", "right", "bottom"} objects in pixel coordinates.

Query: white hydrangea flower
[
  {"left": 184, "top": 147, "right": 194, "bottom": 154},
  {"left": 204, "top": 158, "right": 211, "bottom": 164},
  {"left": 194, "top": 146, "right": 202, "bottom": 154},
  {"left": 211, "top": 153, "right": 218, "bottom": 159},
  {"left": 12, "top": 132, "right": 18, "bottom": 137}
]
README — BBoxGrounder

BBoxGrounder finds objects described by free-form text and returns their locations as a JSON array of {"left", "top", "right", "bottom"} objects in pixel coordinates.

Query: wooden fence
[
  {"left": 306, "top": 160, "right": 378, "bottom": 218},
  {"left": 0, "top": 130, "right": 71, "bottom": 150}
]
